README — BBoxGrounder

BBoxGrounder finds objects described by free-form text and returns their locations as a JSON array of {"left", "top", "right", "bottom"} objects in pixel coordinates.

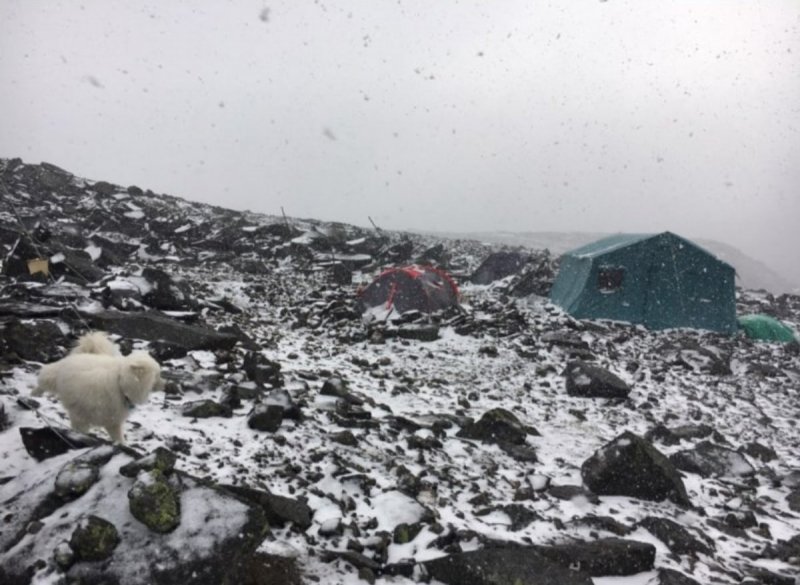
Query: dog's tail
[
  {"left": 32, "top": 362, "right": 59, "bottom": 397},
  {"left": 70, "top": 331, "right": 121, "bottom": 357}
]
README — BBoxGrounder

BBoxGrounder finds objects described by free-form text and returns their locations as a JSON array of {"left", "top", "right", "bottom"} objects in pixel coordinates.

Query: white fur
[
  {"left": 70, "top": 331, "right": 121, "bottom": 357},
  {"left": 32, "top": 347, "right": 161, "bottom": 444}
]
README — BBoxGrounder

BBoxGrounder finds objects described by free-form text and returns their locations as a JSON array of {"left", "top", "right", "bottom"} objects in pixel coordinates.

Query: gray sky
[{"left": 2, "top": 1, "right": 798, "bottom": 282}]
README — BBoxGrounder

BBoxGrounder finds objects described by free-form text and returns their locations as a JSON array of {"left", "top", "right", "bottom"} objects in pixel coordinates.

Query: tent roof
[
  {"left": 566, "top": 233, "right": 654, "bottom": 259},
  {"left": 565, "top": 232, "right": 733, "bottom": 271}
]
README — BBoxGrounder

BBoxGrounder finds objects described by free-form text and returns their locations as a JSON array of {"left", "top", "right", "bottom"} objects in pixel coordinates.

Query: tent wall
[{"left": 550, "top": 232, "right": 737, "bottom": 333}]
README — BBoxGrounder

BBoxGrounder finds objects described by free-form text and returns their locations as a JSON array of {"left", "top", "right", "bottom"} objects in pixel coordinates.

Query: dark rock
[
  {"left": 471, "top": 251, "right": 528, "bottom": 284},
  {"left": 321, "top": 549, "right": 381, "bottom": 572},
  {"left": 498, "top": 441, "right": 538, "bottom": 463},
  {"left": 548, "top": 484, "right": 599, "bottom": 504},
  {"left": 148, "top": 340, "right": 190, "bottom": 361},
  {"left": 243, "top": 351, "right": 283, "bottom": 387},
  {"left": 396, "top": 323, "right": 440, "bottom": 342},
  {"left": 3, "top": 319, "right": 66, "bottom": 362},
  {"left": 91, "top": 180, "right": 117, "bottom": 195},
  {"left": 0, "top": 301, "right": 63, "bottom": 318},
  {"left": 119, "top": 447, "right": 178, "bottom": 478},
  {"left": 762, "top": 533, "right": 800, "bottom": 563},
  {"left": 670, "top": 441, "right": 755, "bottom": 478},
  {"left": 745, "top": 567, "right": 796, "bottom": 585},
  {"left": 542, "top": 330, "right": 589, "bottom": 350},
  {"left": 380, "top": 239, "right": 413, "bottom": 263},
  {"left": 128, "top": 470, "right": 181, "bottom": 533},
  {"left": 476, "top": 504, "right": 540, "bottom": 531},
  {"left": 423, "top": 547, "right": 593, "bottom": 585},
  {"left": 83, "top": 310, "right": 238, "bottom": 352},
  {"left": 55, "top": 461, "right": 101, "bottom": 501},
  {"left": 50, "top": 248, "right": 106, "bottom": 283},
  {"left": 69, "top": 515, "right": 120, "bottom": 562},
  {"left": 564, "top": 360, "right": 631, "bottom": 399},
  {"left": 20, "top": 427, "right": 103, "bottom": 461},
  {"left": 581, "top": 431, "right": 691, "bottom": 506},
  {"left": 217, "top": 323, "right": 260, "bottom": 350},
  {"left": 220, "top": 385, "right": 242, "bottom": 410},
  {"left": 535, "top": 538, "right": 655, "bottom": 576},
  {"left": 263, "top": 388, "right": 302, "bottom": 419},
  {"left": 330, "top": 430, "right": 359, "bottom": 446},
  {"left": 140, "top": 267, "right": 197, "bottom": 310},
  {"left": 739, "top": 441, "right": 777, "bottom": 463},
  {"left": 638, "top": 516, "right": 712, "bottom": 556},
  {"left": 38, "top": 162, "right": 74, "bottom": 189},
  {"left": 181, "top": 399, "right": 232, "bottom": 419},
  {"left": 247, "top": 404, "right": 284, "bottom": 432},
  {"left": 658, "top": 568, "right": 704, "bottom": 585},
  {"left": 393, "top": 521, "right": 424, "bottom": 543},
  {"left": 456, "top": 408, "right": 529, "bottom": 445},
  {"left": 644, "top": 423, "right": 714, "bottom": 446},
  {"left": 240, "top": 551, "right": 303, "bottom": 585},
  {"left": 331, "top": 263, "right": 353, "bottom": 285},
  {"left": 658, "top": 338, "right": 731, "bottom": 375},
  {"left": 508, "top": 256, "right": 555, "bottom": 297},
  {"left": 787, "top": 489, "right": 800, "bottom": 513},
  {"left": 221, "top": 484, "right": 312, "bottom": 529},
  {"left": 568, "top": 515, "right": 631, "bottom": 536},
  {"left": 0, "top": 401, "right": 8, "bottom": 431}
]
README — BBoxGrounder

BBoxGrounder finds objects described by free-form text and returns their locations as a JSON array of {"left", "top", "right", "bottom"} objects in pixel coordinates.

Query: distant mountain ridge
[{"left": 432, "top": 230, "right": 799, "bottom": 295}]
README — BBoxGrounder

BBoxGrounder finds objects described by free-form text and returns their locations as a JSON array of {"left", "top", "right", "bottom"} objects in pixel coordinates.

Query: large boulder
[
  {"left": 422, "top": 547, "right": 593, "bottom": 585},
  {"left": 2, "top": 319, "right": 66, "bottom": 362},
  {"left": 83, "top": 310, "right": 238, "bottom": 352},
  {"left": 471, "top": 251, "right": 528, "bottom": 285},
  {"left": 564, "top": 360, "right": 631, "bottom": 399},
  {"left": 0, "top": 449, "right": 270, "bottom": 585},
  {"left": 581, "top": 431, "right": 691, "bottom": 506},
  {"left": 535, "top": 538, "right": 655, "bottom": 576}
]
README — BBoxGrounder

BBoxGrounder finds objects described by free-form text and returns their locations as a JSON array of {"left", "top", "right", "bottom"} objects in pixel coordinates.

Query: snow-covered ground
[{"left": 1, "top": 159, "right": 799, "bottom": 584}]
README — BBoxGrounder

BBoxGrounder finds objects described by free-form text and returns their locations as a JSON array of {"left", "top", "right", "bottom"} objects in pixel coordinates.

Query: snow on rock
[{"left": 1, "top": 159, "right": 799, "bottom": 584}]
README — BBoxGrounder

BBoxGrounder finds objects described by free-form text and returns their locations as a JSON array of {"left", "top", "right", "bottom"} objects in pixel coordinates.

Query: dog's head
[{"left": 121, "top": 352, "right": 162, "bottom": 405}]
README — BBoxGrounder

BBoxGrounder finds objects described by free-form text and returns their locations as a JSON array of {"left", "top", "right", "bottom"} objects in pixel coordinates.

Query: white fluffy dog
[{"left": 32, "top": 332, "right": 161, "bottom": 443}]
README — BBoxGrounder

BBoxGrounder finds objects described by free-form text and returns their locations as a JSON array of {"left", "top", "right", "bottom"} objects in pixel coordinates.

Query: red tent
[{"left": 359, "top": 265, "right": 460, "bottom": 314}]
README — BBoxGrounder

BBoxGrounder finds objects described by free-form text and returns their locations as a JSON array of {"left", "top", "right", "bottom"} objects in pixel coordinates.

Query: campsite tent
[
  {"left": 738, "top": 314, "right": 797, "bottom": 343},
  {"left": 359, "top": 265, "right": 460, "bottom": 314},
  {"left": 550, "top": 232, "right": 737, "bottom": 333}
]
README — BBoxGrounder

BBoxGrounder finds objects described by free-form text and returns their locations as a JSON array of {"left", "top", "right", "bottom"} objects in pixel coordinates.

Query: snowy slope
[{"left": 1, "top": 159, "right": 799, "bottom": 585}]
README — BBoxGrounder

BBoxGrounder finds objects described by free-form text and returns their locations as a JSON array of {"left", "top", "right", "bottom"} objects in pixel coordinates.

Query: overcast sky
[{"left": 1, "top": 1, "right": 798, "bottom": 281}]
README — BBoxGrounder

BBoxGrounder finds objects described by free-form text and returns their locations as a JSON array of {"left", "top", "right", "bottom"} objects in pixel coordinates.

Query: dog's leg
[
  {"left": 106, "top": 421, "right": 125, "bottom": 444},
  {"left": 69, "top": 415, "right": 91, "bottom": 435}
]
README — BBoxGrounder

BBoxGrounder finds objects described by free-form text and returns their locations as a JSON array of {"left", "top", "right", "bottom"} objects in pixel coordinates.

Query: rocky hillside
[{"left": 1, "top": 158, "right": 799, "bottom": 585}]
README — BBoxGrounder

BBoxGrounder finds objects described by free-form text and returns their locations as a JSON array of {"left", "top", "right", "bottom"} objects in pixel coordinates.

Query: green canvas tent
[
  {"left": 737, "top": 314, "right": 797, "bottom": 343},
  {"left": 550, "top": 232, "right": 737, "bottom": 333}
]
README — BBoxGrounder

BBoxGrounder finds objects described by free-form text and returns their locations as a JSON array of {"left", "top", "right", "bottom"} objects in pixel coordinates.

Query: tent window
[{"left": 598, "top": 267, "right": 624, "bottom": 292}]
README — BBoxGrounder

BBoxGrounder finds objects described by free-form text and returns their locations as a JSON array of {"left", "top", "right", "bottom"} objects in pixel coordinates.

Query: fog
[{"left": 1, "top": 1, "right": 798, "bottom": 285}]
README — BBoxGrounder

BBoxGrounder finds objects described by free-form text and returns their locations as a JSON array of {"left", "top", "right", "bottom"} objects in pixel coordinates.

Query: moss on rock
[
  {"left": 127, "top": 470, "right": 181, "bottom": 533},
  {"left": 69, "top": 515, "right": 120, "bottom": 562}
]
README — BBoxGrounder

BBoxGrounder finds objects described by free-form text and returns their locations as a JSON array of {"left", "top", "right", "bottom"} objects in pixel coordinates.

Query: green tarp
[
  {"left": 550, "top": 232, "right": 737, "bottom": 333},
  {"left": 738, "top": 314, "right": 797, "bottom": 343}
]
